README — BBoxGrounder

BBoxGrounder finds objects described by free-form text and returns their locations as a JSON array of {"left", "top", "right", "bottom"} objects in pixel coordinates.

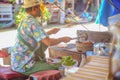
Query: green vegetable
[
  {"left": 9, "top": 0, "right": 16, "bottom": 4},
  {"left": 60, "top": 56, "right": 76, "bottom": 66}
]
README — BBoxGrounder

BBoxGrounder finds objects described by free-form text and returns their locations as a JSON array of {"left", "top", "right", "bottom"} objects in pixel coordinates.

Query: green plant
[
  {"left": 9, "top": 0, "right": 16, "bottom": 4},
  {"left": 14, "top": 7, "right": 27, "bottom": 25},
  {"left": 60, "top": 56, "right": 76, "bottom": 66},
  {"left": 40, "top": 3, "right": 51, "bottom": 22},
  {"left": 42, "top": 7, "right": 51, "bottom": 22}
]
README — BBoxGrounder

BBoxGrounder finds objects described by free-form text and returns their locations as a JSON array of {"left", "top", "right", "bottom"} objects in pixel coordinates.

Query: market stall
[{"left": 0, "top": 0, "right": 120, "bottom": 80}]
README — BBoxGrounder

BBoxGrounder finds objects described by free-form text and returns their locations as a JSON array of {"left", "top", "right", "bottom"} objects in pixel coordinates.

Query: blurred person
[{"left": 66, "top": 3, "right": 74, "bottom": 17}]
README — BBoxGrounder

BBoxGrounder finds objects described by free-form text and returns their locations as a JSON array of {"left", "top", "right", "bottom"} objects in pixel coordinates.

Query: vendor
[
  {"left": 65, "top": 3, "right": 76, "bottom": 23},
  {"left": 66, "top": 3, "right": 74, "bottom": 17},
  {"left": 1, "top": 0, "right": 71, "bottom": 76}
]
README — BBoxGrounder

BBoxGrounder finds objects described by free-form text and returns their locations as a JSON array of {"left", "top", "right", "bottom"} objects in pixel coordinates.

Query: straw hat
[{"left": 22, "top": 0, "right": 40, "bottom": 8}]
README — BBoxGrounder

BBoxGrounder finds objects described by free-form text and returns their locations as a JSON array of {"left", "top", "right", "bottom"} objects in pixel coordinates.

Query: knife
[{"left": 71, "top": 37, "right": 79, "bottom": 40}]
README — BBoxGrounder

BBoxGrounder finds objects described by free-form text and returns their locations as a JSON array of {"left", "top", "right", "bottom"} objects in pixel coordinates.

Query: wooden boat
[{"left": 60, "top": 56, "right": 110, "bottom": 80}]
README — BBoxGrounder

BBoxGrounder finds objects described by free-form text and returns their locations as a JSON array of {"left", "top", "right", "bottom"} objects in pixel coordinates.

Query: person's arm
[
  {"left": 46, "top": 28, "right": 60, "bottom": 35},
  {"left": 42, "top": 37, "right": 71, "bottom": 46},
  {"left": 30, "top": 23, "right": 70, "bottom": 46},
  {"left": 84, "top": 0, "right": 91, "bottom": 12}
]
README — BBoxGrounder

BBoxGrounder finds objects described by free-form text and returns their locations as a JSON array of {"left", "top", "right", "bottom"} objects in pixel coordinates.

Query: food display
[{"left": 60, "top": 56, "right": 76, "bottom": 66}]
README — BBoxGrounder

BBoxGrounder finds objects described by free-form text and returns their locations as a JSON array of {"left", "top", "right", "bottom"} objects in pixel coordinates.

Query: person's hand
[
  {"left": 46, "top": 58, "right": 53, "bottom": 64},
  {"left": 61, "top": 37, "right": 71, "bottom": 43},
  {"left": 51, "top": 28, "right": 60, "bottom": 34}
]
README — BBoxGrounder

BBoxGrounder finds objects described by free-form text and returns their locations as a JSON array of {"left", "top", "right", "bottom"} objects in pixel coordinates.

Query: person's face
[
  {"left": 68, "top": 4, "right": 72, "bottom": 8},
  {"left": 32, "top": 5, "right": 41, "bottom": 17}
]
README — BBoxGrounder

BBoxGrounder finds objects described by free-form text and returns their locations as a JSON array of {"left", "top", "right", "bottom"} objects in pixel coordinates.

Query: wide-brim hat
[{"left": 22, "top": 0, "right": 40, "bottom": 8}]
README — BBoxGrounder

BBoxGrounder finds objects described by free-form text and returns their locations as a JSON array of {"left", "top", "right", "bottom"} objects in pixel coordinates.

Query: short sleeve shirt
[
  {"left": 66, "top": 8, "right": 72, "bottom": 14},
  {"left": 10, "top": 14, "right": 48, "bottom": 72}
]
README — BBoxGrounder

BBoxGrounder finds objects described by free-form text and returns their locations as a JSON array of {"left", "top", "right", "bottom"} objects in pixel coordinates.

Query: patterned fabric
[
  {"left": 9, "top": 14, "right": 48, "bottom": 73},
  {"left": 45, "top": 0, "right": 62, "bottom": 3}
]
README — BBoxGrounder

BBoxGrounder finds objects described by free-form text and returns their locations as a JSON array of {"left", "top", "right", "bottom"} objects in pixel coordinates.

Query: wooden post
[
  {"left": 60, "top": 0, "right": 65, "bottom": 24},
  {"left": 108, "top": 37, "right": 115, "bottom": 80}
]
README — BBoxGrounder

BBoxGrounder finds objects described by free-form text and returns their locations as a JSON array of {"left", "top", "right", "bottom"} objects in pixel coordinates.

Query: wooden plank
[
  {"left": 78, "top": 68, "right": 108, "bottom": 75},
  {"left": 76, "top": 70, "right": 107, "bottom": 78},
  {"left": 92, "top": 59, "right": 109, "bottom": 64},
  {"left": 77, "top": 30, "right": 112, "bottom": 43},
  {"left": 60, "top": 76, "right": 86, "bottom": 80},
  {"left": 69, "top": 73, "right": 106, "bottom": 80},
  {"left": 75, "top": 72, "right": 106, "bottom": 78},
  {"left": 84, "top": 65, "right": 108, "bottom": 72},
  {"left": 87, "top": 62, "right": 109, "bottom": 68},
  {"left": 93, "top": 56, "right": 109, "bottom": 60},
  {"left": 87, "top": 56, "right": 109, "bottom": 62}
]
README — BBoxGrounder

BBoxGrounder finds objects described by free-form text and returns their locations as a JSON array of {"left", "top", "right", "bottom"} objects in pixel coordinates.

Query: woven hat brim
[{"left": 22, "top": 3, "right": 40, "bottom": 8}]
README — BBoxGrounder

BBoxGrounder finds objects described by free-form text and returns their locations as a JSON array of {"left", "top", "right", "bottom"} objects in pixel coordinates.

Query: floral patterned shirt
[{"left": 9, "top": 14, "right": 48, "bottom": 72}]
